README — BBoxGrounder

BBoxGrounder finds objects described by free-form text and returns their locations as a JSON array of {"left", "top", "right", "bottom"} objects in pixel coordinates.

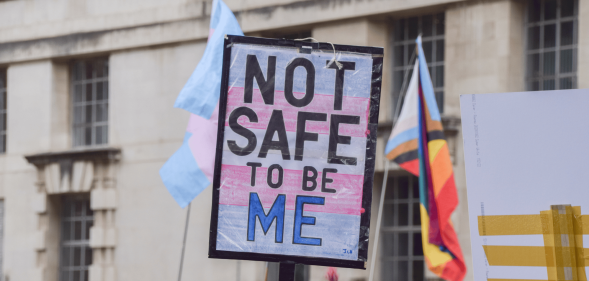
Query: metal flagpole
[
  {"left": 368, "top": 43, "right": 418, "bottom": 281},
  {"left": 368, "top": 160, "right": 390, "bottom": 281},
  {"left": 177, "top": 202, "right": 192, "bottom": 281},
  {"left": 236, "top": 260, "right": 241, "bottom": 281}
]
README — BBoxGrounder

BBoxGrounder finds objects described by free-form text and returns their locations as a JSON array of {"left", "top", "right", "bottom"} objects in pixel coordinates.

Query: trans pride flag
[
  {"left": 160, "top": 0, "right": 243, "bottom": 208},
  {"left": 385, "top": 37, "right": 466, "bottom": 281}
]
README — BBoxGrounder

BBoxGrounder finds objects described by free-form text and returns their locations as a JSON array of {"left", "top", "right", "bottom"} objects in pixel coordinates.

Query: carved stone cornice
[
  {"left": 24, "top": 147, "right": 121, "bottom": 167},
  {"left": 377, "top": 115, "right": 462, "bottom": 167},
  {"left": 377, "top": 115, "right": 462, "bottom": 135},
  {"left": 441, "top": 115, "right": 461, "bottom": 136}
]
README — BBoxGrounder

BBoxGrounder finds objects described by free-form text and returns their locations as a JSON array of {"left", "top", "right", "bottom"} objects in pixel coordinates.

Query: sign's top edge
[
  {"left": 228, "top": 42, "right": 376, "bottom": 58},
  {"left": 225, "top": 34, "right": 384, "bottom": 55}
]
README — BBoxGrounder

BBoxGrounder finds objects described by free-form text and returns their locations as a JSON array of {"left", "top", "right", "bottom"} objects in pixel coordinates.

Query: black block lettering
[
  {"left": 247, "top": 162, "right": 262, "bottom": 186},
  {"left": 245, "top": 55, "right": 276, "bottom": 104},
  {"left": 326, "top": 61, "right": 355, "bottom": 110},
  {"left": 227, "top": 107, "right": 258, "bottom": 156},
  {"left": 267, "top": 164, "right": 284, "bottom": 189},
  {"left": 302, "top": 166, "right": 318, "bottom": 191},
  {"left": 321, "top": 168, "right": 337, "bottom": 193},
  {"left": 328, "top": 114, "right": 360, "bottom": 165},
  {"left": 295, "top": 112, "right": 327, "bottom": 161},
  {"left": 284, "top": 58, "right": 315, "bottom": 107},
  {"left": 258, "top": 110, "right": 291, "bottom": 160}
]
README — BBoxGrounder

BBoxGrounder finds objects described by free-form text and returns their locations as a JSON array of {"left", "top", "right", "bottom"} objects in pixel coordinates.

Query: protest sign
[
  {"left": 460, "top": 89, "right": 589, "bottom": 280},
  {"left": 208, "top": 35, "right": 383, "bottom": 269}
]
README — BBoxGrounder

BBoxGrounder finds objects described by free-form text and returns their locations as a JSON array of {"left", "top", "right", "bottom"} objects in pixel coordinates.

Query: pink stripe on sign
[
  {"left": 225, "top": 87, "right": 370, "bottom": 138},
  {"left": 219, "top": 164, "right": 364, "bottom": 215}
]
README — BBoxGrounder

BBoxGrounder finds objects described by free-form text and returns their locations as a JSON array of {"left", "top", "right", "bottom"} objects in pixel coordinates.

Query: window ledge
[
  {"left": 377, "top": 115, "right": 461, "bottom": 135},
  {"left": 24, "top": 147, "right": 121, "bottom": 167}
]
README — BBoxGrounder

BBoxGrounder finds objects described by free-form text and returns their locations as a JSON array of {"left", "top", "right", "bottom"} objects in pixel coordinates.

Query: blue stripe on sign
[
  {"left": 159, "top": 132, "right": 211, "bottom": 208},
  {"left": 384, "top": 127, "right": 419, "bottom": 154},
  {"left": 227, "top": 44, "right": 374, "bottom": 98},
  {"left": 216, "top": 204, "right": 360, "bottom": 260}
]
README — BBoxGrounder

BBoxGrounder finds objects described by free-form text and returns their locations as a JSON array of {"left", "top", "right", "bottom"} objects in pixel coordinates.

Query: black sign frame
[{"left": 208, "top": 35, "right": 383, "bottom": 269}]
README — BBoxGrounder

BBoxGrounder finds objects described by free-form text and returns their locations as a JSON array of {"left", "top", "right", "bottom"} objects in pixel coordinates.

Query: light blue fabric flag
[
  {"left": 174, "top": 0, "right": 244, "bottom": 119},
  {"left": 160, "top": 0, "right": 243, "bottom": 208}
]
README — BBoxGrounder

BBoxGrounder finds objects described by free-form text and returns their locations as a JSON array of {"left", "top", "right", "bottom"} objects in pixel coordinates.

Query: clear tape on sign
[{"left": 215, "top": 39, "right": 380, "bottom": 263}]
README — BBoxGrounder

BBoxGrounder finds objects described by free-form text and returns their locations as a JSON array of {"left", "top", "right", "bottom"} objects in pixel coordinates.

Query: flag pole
[
  {"left": 177, "top": 202, "right": 192, "bottom": 281},
  {"left": 368, "top": 159, "right": 390, "bottom": 281},
  {"left": 368, "top": 42, "right": 419, "bottom": 281}
]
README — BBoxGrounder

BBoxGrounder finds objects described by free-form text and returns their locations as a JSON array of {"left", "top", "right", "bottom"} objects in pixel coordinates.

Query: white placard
[{"left": 460, "top": 89, "right": 589, "bottom": 280}]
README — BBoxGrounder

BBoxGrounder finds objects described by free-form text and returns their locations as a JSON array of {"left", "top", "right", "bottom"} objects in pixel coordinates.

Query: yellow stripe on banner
[
  {"left": 487, "top": 279, "right": 554, "bottom": 281},
  {"left": 481, "top": 207, "right": 589, "bottom": 281},
  {"left": 479, "top": 215, "right": 589, "bottom": 235},
  {"left": 483, "top": 245, "right": 550, "bottom": 266},
  {"left": 540, "top": 210, "right": 560, "bottom": 280},
  {"left": 420, "top": 205, "right": 453, "bottom": 267},
  {"left": 483, "top": 245, "right": 589, "bottom": 266},
  {"left": 572, "top": 207, "right": 587, "bottom": 281},
  {"left": 541, "top": 206, "right": 587, "bottom": 281},
  {"left": 478, "top": 215, "right": 543, "bottom": 235},
  {"left": 583, "top": 215, "right": 589, "bottom": 234}
]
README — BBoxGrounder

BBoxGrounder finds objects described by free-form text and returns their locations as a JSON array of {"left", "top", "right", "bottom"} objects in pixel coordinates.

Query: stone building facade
[{"left": 0, "top": 0, "right": 583, "bottom": 280}]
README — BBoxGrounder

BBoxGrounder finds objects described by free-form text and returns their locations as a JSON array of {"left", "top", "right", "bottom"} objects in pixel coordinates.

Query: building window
[
  {"left": 393, "top": 13, "right": 445, "bottom": 113},
  {"left": 382, "top": 175, "right": 424, "bottom": 281},
  {"left": 60, "top": 197, "right": 93, "bottom": 281},
  {"left": 526, "top": 0, "right": 578, "bottom": 90},
  {"left": 0, "top": 69, "right": 6, "bottom": 153},
  {"left": 72, "top": 58, "right": 109, "bottom": 147}
]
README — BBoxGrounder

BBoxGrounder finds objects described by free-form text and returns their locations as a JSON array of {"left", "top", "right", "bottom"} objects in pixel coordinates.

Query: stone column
[
  {"left": 89, "top": 160, "right": 118, "bottom": 281},
  {"left": 445, "top": 1, "right": 526, "bottom": 280}
]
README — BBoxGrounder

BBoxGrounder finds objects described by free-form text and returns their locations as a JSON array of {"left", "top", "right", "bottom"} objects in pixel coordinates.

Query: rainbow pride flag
[{"left": 385, "top": 36, "right": 466, "bottom": 281}]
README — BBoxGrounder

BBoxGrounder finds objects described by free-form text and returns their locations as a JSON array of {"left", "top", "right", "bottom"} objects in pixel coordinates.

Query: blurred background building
[{"left": 0, "top": 0, "right": 581, "bottom": 280}]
